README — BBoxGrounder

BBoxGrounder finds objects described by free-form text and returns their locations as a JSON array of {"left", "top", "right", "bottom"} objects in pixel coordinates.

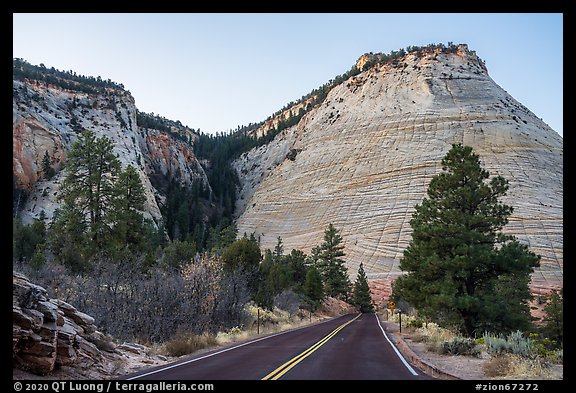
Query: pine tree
[
  {"left": 254, "top": 250, "right": 275, "bottom": 310},
  {"left": 13, "top": 217, "right": 46, "bottom": 263},
  {"left": 286, "top": 249, "right": 307, "bottom": 292},
  {"left": 273, "top": 236, "right": 284, "bottom": 263},
  {"left": 221, "top": 235, "right": 261, "bottom": 272},
  {"left": 30, "top": 243, "right": 46, "bottom": 270},
  {"left": 49, "top": 205, "right": 89, "bottom": 271},
  {"left": 111, "top": 165, "right": 147, "bottom": 249},
  {"left": 319, "top": 223, "right": 352, "bottom": 301},
  {"left": 352, "top": 263, "right": 374, "bottom": 313},
  {"left": 394, "top": 144, "right": 540, "bottom": 336},
  {"left": 58, "top": 130, "right": 120, "bottom": 246},
  {"left": 542, "top": 289, "right": 563, "bottom": 346},
  {"left": 302, "top": 265, "right": 324, "bottom": 312}
]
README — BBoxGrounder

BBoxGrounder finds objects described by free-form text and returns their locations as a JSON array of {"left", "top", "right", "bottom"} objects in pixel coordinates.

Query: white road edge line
[
  {"left": 126, "top": 314, "right": 348, "bottom": 380},
  {"left": 374, "top": 313, "right": 419, "bottom": 376}
]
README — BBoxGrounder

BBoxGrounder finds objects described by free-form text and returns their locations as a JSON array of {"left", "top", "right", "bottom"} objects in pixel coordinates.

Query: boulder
[
  {"left": 12, "top": 271, "right": 170, "bottom": 379},
  {"left": 68, "top": 310, "right": 96, "bottom": 327},
  {"left": 13, "top": 306, "right": 35, "bottom": 330},
  {"left": 57, "top": 320, "right": 79, "bottom": 343},
  {"left": 56, "top": 339, "right": 77, "bottom": 366},
  {"left": 37, "top": 322, "right": 58, "bottom": 342},
  {"left": 117, "top": 342, "right": 147, "bottom": 355},
  {"left": 16, "top": 351, "right": 57, "bottom": 375},
  {"left": 75, "top": 336, "right": 103, "bottom": 360},
  {"left": 50, "top": 298, "right": 77, "bottom": 314},
  {"left": 85, "top": 331, "right": 116, "bottom": 353},
  {"left": 23, "top": 308, "right": 45, "bottom": 329},
  {"left": 36, "top": 300, "right": 59, "bottom": 322}
]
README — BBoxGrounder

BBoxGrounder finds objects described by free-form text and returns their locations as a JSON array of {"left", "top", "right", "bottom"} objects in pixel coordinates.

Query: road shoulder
[{"left": 380, "top": 316, "right": 478, "bottom": 380}]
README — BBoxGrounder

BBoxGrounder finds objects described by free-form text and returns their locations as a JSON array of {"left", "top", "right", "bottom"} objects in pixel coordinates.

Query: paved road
[{"left": 123, "top": 313, "right": 432, "bottom": 380}]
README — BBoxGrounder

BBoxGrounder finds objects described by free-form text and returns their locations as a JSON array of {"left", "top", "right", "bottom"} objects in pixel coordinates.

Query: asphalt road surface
[{"left": 123, "top": 313, "right": 432, "bottom": 380}]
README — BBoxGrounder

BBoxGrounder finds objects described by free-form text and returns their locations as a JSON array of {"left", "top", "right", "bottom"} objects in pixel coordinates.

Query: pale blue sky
[{"left": 13, "top": 13, "right": 563, "bottom": 136}]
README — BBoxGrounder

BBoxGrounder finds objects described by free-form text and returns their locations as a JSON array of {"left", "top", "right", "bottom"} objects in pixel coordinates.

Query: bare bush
[
  {"left": 273, "top": 289, "right": 301, "bottom": 318},
  {"left": 14, "top": 253, "right": 254, "bottom": 344}
]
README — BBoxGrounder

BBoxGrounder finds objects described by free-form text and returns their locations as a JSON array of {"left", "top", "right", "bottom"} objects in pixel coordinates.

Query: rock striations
[
  {"left": 12, "top": 45, "right": 562, "bottom": 294},
  {"left": 233, "top": 45, "right": 563, "bottom": 292}
]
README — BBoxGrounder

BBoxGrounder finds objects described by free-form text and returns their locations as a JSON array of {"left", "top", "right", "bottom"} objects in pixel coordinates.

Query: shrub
[
  {"left": 483, "top": 333, "right": 509, "bottom": 355},
  {"left": 553, "top": 349, "right": 563, "bottom": 363},
  {"left": 440, "top": 336, "right": 480, "bottom": 357},
  {"left": 507, "top": 330, "right": 533, "bottom": 357},
  {"left": 483, "top": 330, "right": 534, "bottom": 357},
  {"left": 406, "top": 318, "right": 424, "bottom": 329},
  {"left": 412, "top": 322, "right": 457, "bottom": 352}
]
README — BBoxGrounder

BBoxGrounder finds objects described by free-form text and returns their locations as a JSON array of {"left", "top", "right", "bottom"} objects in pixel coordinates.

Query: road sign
[{"left": 388, "top": 301, "right": 395, "bottom": 313}]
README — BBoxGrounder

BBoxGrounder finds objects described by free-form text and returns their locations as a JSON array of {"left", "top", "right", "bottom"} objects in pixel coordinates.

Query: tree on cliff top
[{"left": 394, "top": 144, "right": 540, "bottom": 337}]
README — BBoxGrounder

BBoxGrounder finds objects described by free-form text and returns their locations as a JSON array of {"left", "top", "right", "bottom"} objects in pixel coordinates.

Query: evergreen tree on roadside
[
  {"left": 542, "top": 289, "right": 563, "bottom": 346},
  {"left": 319, "top": 223, "right": 352, "bottom": 301},
  {"left": 352, "top": 263, "right": 374, "bottom": 313},
  {"left": 254, "top": 250, "right": 275, "bottom": 310},
  {"left": 302, "top": 265, "right": 324, "bottom": 312},
  {"left": 394, "top": 144, "right": 540, "bottom": 337},
  {"left": 286, "top": 249, "right": 307, "bottom": 293}
]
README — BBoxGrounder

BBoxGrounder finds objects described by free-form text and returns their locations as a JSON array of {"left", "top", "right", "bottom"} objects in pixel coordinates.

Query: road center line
[
  {"left": 262, "top": 313, "right": 361, "bottom": 380},
  {"left": 126, "top": 314, "right": 345, "bottom": 380}
]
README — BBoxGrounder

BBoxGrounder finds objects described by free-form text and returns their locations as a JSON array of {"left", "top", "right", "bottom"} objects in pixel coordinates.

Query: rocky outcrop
[
  {"left": 12, "top": 78, "right": 209, "bottom": 226},
  {"left": 234, "top": 45, "right": 563, "bottom": 292},
  {"left": 248, "top": 97, "right": 317, "bottom": 140},
  {"left": 13, "top": 271, "right": 108, "bottom": 375},
  {"left": 12, "top": 271, "right": 170, "bottom": 379},
  {"left": 140, "top": 128, "right": 211, "bottom": 192}
]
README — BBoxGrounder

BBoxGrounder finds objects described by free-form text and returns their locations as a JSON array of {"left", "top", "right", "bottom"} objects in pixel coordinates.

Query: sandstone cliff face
[
  {"left": 234, "top": 45, "right": 563, "bottom": 292},
  {"left": 12, "top": 79, "right": 209, "bottom": 225}
]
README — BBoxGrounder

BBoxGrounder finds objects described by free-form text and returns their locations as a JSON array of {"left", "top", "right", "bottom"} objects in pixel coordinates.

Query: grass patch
[
  {"left": 483, "top": 354, "right": 551, "bottom": 379},
  {"left": 162, "top": 332, "right": 218, "bottom": 357},
  {"left": 410, "top": 321, "right": 458, "bottom": 353},
  {"left": 216, "top": 303, "right": 320, "bottom": 345}
]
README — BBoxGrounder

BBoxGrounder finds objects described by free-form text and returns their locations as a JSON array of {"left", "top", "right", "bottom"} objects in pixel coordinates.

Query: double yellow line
[{"left": 262, "top": 313, "right": 361, "bottom": 380}]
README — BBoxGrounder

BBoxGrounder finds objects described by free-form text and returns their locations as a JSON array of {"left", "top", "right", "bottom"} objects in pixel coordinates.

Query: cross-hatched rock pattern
[{"left": 233, "top": 46, "right": 562, "bottom": 292}]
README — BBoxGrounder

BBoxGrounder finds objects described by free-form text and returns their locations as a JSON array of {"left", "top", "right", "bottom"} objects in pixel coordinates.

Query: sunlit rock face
[
  {"left": 234, "top": 45, "right": 563, "bottom": 292},
  {"left": 13, "top": 79, "right": 209, "bottom": 226}
]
